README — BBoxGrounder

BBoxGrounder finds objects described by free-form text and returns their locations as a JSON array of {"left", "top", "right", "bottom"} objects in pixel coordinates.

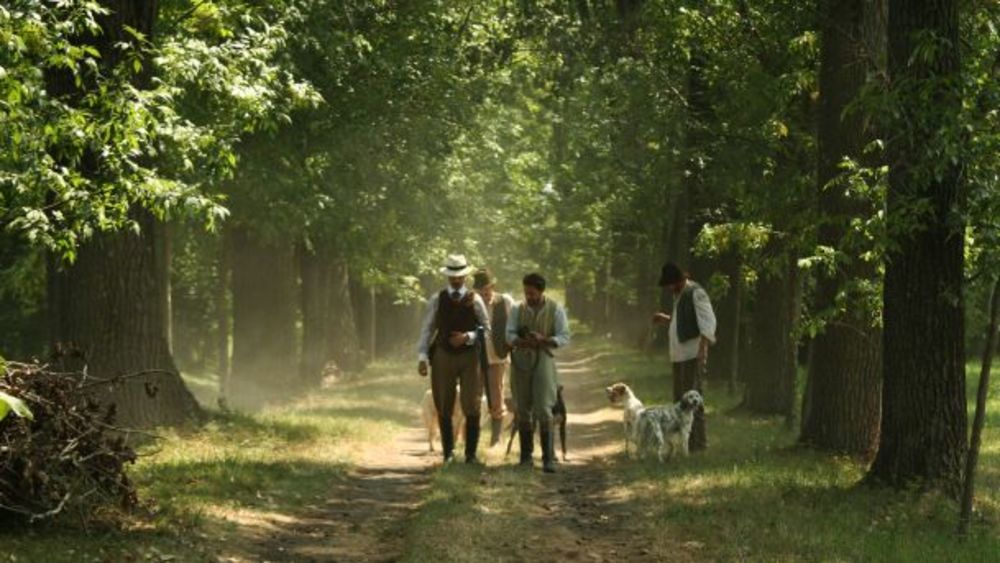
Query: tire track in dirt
[
  {"left": 223, "top": 347, "right": 690, "bottom": 562},
  {"left": 234, "top": 427, "right": 435, "bottom": 563},
  {"left": 519, "top": 352, "right": 697, "bottom": 563}
]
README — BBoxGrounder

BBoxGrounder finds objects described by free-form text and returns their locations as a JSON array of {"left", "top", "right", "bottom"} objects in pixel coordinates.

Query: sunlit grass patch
[
  {"left": 2, "top": 355, "right": 429, "bottom": 561},
  {"left": 403, "top": 338, "right": 1000, "bottom": 561},
  {"left": 402, "top": 465, "right": 546, "bottom": 563},
  {"left": 609, "top": 352, "right": 1000, "bottom": 561}
]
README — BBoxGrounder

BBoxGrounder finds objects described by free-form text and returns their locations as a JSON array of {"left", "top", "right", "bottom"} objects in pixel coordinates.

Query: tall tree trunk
[
  {"left": 673, "top": 46, "right": 712, "bottom": 272},
  {"left": 299, "top": 242, "right": 330, "bottom": 385},
  {"left": 229, "top": 227, "right": 298, "bottom": 406},
  {"left": 161, "top": 221, "right": 173, "bottom": 355},
  {"left": 867, "top": 0, "right": 966, "bottom": 494},
  {"left": 49, "top": 211, "right": 201, "bottom": 427},
  {"left": 712, "top": 251, "right": 743, "bottom": 393},
  {"left": 47, "top": 1, "right": 201, "bottom": 428},
  {"left": 349, "top": 277, "right": 371, "bottom": 363},
  {"left": 368, "top": 286, "right": 377, "bottom": 361},
  {"left": 958, "top": 277, "right": 1000, "bottom": 534},
  {"left": 799, "top": 0, "right": 885, "bottom": 457},
  {"left": 744, "top": 251, "right": 800, "bottom": 417},
  {"left": 327, "top": 256, "right": 362, "bottom": 372},
  {"left": 217, "top": 236, "right": 231, "bottom": 398},
  {"left": 298, "top": 242, "right": 361, "bottom": 380}
]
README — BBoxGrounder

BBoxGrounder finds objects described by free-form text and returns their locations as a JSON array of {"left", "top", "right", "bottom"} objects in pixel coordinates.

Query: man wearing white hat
[{"left": 417, "top": 254, "right": 490, "bottom": 463}]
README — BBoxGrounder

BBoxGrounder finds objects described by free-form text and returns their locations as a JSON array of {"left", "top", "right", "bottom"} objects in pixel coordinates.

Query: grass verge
[
  {"left": 0, "top": 359, "right": 425, "bottom": 562},
  {"left": 400, "top": 338, "right": 1000, "bottom": 562}
]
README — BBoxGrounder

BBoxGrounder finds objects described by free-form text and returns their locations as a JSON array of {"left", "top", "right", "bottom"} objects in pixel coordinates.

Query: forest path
[
  {"left": 247, "top": 426, "right": 435, "bottom": 562},
  {"left": 225, "top": 344, "right": 688, "bottom": 562},
  {"left": 474, "top": 350, "right": 696, "bottom": 563}
]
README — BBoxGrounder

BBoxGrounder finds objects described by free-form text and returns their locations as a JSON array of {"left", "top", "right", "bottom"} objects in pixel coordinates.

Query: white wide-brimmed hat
[{"left": 440, "top": 254, "right": 475, "bottom": 277}]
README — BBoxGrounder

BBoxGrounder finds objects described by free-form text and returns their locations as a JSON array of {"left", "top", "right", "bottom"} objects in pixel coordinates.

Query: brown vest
[{"left": 434, "top": 289, "right": 478, "bottom": 353}]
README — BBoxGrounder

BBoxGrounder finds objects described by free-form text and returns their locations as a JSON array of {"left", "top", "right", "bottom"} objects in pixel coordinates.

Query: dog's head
[
  {"left": 680, "top": 389, "right": 704, "bottom": 411},
  {"left": 605, "top": 382, "right": 632, "bottom": 405}
]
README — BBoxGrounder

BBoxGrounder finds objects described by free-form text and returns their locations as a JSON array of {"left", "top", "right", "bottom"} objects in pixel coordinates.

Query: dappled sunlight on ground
[{"left": 6, "top": 341, "right": 996, "bottom": 562}]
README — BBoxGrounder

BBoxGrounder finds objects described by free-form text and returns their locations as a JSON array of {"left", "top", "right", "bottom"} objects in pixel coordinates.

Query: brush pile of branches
[{"left": 0, "top": 361, "right": 138, "bottom": 523}]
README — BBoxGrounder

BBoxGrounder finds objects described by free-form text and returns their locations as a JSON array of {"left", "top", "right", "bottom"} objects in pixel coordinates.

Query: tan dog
[
  {"left": 420, "top": 388, "right": 464, "bottom": 452},
  {"left": 421, "top": 388, "right": 495, "bottom": 452}
]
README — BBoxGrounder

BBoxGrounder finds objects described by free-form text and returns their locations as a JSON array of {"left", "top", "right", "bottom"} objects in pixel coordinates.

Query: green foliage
[
  {"left": 0, "top": 1, "right": 318, "bottom": 258},
  {"left": 218, "top": 1, "right": 519, "bottom": 298},
  {"left": 0, "top": 389, "right": 33, "bottom": 422}
]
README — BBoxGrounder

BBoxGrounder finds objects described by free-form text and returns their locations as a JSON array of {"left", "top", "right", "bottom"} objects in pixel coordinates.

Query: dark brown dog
[{"left": 505, "top": 385, "right": 567, "bottom": 461}]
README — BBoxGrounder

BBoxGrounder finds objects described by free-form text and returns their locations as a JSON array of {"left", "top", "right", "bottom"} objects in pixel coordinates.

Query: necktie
[{"left": 451, "top": 290, "right": 460, "bottom": 300}]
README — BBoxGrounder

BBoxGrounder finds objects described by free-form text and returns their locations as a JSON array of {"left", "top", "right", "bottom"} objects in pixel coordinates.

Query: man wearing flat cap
[
  {"left": 653, "top": 261, "right": 716, "bottom": 451},
  {"left": 472, "top": 268, "right": 515, "bottom": 447},
  {"left": 417, "top": 254, "right": 490, "bottom": 463}
]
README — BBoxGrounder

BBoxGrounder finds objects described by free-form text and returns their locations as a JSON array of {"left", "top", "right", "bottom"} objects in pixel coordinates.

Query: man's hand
[
  {"left": 514, "top": 337, "right": 536, "bottom": 349},
  {"left": 697, "top": 336, "right": 710, "bottom": 368},
  {"left": 531, "top": 332, "right": 556, "bottom": 348},
  {"left": 652, "top": 312, "right": 671, "bottom": 326},
  {"left": 418, "top": 360, "right": 428, "bottom": 377},
  {"left": 448, "top": 331, "right": 469, "bottom": 348}
]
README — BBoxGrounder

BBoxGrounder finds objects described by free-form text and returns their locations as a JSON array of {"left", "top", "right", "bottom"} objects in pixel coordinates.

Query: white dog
[
  {"left": 419, "top": 388, "right": 490, "bottom": 452},
  {"left": 605, "top": 382, "right": 645, "bottom": 457},
  {"left": 635, "top": 389, "right": 704, "bottom": 462}
]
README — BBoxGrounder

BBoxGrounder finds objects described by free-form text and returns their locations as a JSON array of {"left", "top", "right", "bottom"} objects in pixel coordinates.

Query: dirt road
[{"left": 229, "top": 350, "right": 682, "bottom": 562}]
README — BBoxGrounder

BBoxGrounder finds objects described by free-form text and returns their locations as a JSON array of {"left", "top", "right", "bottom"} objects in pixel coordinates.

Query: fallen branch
[{"left": 0, "top": 363, "right": 140, "bottom": 524}]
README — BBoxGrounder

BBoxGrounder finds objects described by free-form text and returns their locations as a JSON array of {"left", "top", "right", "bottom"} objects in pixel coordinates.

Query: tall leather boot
[
  {"left": 518, "top": 422, "right": 533, "bottom": 466},
  {"left": 540, "top": 423, "right": 556, "bottom": 474},
  {"left": 489, "top": 418, "right": 503, "bottom": 447},
  {"left": 464, "top": 417, "right": 481, "bottom": 464},
  {"left": 439, "top": 416, "right": 455, "bottom": 463}
]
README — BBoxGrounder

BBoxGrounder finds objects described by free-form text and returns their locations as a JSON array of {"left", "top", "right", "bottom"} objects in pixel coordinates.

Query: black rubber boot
[
  {"left": 541, "top": 425, "right": 556, "bottom": 474},
  {"left": 489, "top": 418, "right": 502, "bottom": 447},
  {"left": 518, "top": 424, "right": 533, "bottom": 466},
  {"left": 439, "top": 416, "right": 455, "bottom": 463},
  {"left": 464, "top": 417, "right": 481, "bottom": 464}
]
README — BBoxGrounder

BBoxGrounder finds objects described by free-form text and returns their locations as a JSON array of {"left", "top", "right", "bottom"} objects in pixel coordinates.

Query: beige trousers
[{"left": 486, "top": 363, "right": 507, "bottom": 420}]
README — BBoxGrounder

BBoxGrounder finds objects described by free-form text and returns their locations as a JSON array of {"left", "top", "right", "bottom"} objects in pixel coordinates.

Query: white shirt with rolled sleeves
[
  {"left": 668, "top": 281, "right": 717, "bottom": 363},
  {"left": 416, "top": 286, "right": 490, "bottom": 363}
]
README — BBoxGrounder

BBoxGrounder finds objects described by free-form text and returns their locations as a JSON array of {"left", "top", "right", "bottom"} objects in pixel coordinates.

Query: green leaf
[{"left": 0, "top": 391, "right": 34, "bottom": 422}]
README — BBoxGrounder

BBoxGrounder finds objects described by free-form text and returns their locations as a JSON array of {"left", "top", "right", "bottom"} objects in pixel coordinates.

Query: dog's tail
[{"left": 559, "top": 419, "right": 567, "bottom": 461}]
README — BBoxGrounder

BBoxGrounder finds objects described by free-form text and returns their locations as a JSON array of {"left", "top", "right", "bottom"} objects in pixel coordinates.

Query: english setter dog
[
  {"left": 635, "top": 389, "right": 703, "bottom": 462},
  {"left": 606, "top": 383, "right": 703, "bottom": 462},
  {"left": 605, "top": 382, "right": 644, "bottom": 458}
]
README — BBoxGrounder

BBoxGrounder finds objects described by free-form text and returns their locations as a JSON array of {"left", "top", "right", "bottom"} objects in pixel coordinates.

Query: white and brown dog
[
  {"left": 635, "top": 389, "right": 703, "bottom": 462},
  {"left": 605, "top": 382, "right": 645, "bottom": 458},
  {"left": 606, "top": 383, "right": 703, "bottom": 462}
]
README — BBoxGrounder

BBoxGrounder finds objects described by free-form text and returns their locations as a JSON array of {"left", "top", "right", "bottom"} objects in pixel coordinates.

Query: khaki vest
[{"left": 516, "top": 297, "right": 558, "bottom": 338}]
